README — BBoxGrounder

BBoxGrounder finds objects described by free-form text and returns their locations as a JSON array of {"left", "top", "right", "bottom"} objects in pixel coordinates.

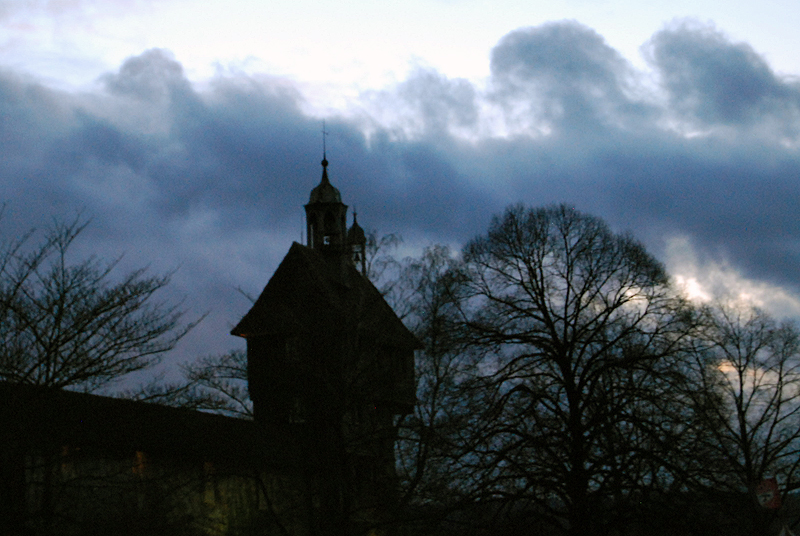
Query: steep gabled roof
[{"left": 231, "top": 242, "right": 420, "bottom": 350}]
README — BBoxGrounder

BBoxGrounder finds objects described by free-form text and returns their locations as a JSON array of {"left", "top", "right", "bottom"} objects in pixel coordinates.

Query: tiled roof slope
[{"left": 230, "top": 242, "right": 421, "bottom": 350}]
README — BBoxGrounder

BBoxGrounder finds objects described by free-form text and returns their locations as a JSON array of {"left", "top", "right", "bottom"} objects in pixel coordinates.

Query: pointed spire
[{"left": 320, "top": 120, "right": 330, "bottom": 184}]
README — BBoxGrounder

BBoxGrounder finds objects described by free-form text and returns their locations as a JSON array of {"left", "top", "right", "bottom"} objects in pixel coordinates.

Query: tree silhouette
[
  {"left": 0, "top": 216, "right": 199, "bottom": 391},
  {"left": 443, "top": 204, "right": 699, "bottom": 535},
  {"left": 0, "top": 215, "right": 200, "bottom": 535}
]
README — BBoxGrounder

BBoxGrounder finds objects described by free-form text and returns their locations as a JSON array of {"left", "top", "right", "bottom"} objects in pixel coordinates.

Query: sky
[{"left": 2, "top": 0, "right": 800, "bottom": 380}]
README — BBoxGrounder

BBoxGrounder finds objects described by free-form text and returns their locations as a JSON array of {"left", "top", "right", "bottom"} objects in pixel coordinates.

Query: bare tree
[
  {"left": 178, "top": 350, "right": 253, "bottom": 418},
  {"left": 686, "top": 302, "right": 800, "bottom": 535},
  {"left": 445, "top": 204, "right": 699, "bottom": 536},
  {"left": 393, "top": 246, "right": 479, "bottom": 511},
  {"left": 0, "top": 215, "right": 203, "bottom": 535},
  {"left": 364, "top": 231, "right": 403, "bottom": 284},
  {"left": 0, "top": 216, "right": 199, "bottom": 392}
]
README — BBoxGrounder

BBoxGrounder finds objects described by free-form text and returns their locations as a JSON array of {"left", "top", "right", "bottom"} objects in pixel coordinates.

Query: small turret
[{"left": 348, "top": 212, "right": 367, "bottom": 276}]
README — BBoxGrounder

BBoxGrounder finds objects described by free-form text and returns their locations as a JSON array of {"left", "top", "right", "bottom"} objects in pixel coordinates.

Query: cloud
[
  {"left": 2, "top": 21, "right": 800, "bottom": 369},
  {"left": 489, "top": 21, "right": 656, "bottom": 135},
  {"left": 646, "top": 21, "right": 800, "bottom": 133},
  {"left": 0, "top": 49, "right": 497, "bottom": 368},
  {"left": 365, "top": 67, "right": 479, "bottom": 138},
  {"left": 666, "top": 236, "right": 800, "bottom": 319},
  {"left": 102, "top": 48, "right": 189, "bottom": 102}
]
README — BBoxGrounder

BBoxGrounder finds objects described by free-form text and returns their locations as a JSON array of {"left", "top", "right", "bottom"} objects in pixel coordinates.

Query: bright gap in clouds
[{"left": 666, "top": 237, "right": 800, "bottom": 319}]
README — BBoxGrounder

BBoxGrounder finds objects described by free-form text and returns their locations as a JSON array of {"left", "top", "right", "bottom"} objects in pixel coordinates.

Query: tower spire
[
  {"left": 306, "top": 126, "right": 347, "bottom": 253},
  {"left": 321, "top": 120, "right": 329, "bottom": 183},
  {"left": 322, "top": 120, "right": 328, "bottom": 161}
]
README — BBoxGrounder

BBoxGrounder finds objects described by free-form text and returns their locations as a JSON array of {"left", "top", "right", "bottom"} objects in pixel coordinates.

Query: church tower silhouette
[{"left": 231, "top": 156, "right": 419, "bottom": 534}]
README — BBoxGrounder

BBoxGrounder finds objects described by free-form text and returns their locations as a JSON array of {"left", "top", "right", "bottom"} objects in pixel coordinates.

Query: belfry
[
  {"left": 303, "top": 155, "right": 367, "bottom": 274},
  {"left": 304, "top": 156, "right": 347, "bottom": 252}
]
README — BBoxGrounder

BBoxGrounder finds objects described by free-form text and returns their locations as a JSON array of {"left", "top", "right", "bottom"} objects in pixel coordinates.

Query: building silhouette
[
  {"left": 0, "top": 157, "right": 418, "bottom": 536},
  {"left": 231, "top": 155, "right": 419, "bottom": 534}
]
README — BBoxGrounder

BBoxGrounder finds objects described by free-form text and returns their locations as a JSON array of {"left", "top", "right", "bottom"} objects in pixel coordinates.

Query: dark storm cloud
[
  {"left": 3, "top": 20, "right": 800, "bottom": 367},
  {"left": 471, "top": 21, "right": 800, "bottom": 294},
  {"left": 577, "top": 139, "right": 800, "bottom": 280},
  {"left": 0, "top": 51, "right": 321, "bottom": 362},
  {"left": 0, "top": 48, "right": 488, "bottom": 241},
  {"left": 489, "top": 21, "right": 657, "bottom": 133},
  {"left": 336, "top": 133, "right": 492, "bottom": 238},
  {"left": 0, "top": 48, "right": 493, "bottom": 364},
  {"left": 646, "top": 21, "right": 800, "bottom": 130}
]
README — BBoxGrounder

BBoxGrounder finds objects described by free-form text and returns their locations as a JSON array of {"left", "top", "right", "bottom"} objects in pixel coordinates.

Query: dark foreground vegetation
[
  {"left": 2, "top": 205, "right": 800, "bottom": 536},
  {"left": 384, "top": 205, "right": 800, "bottom": 536}
]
